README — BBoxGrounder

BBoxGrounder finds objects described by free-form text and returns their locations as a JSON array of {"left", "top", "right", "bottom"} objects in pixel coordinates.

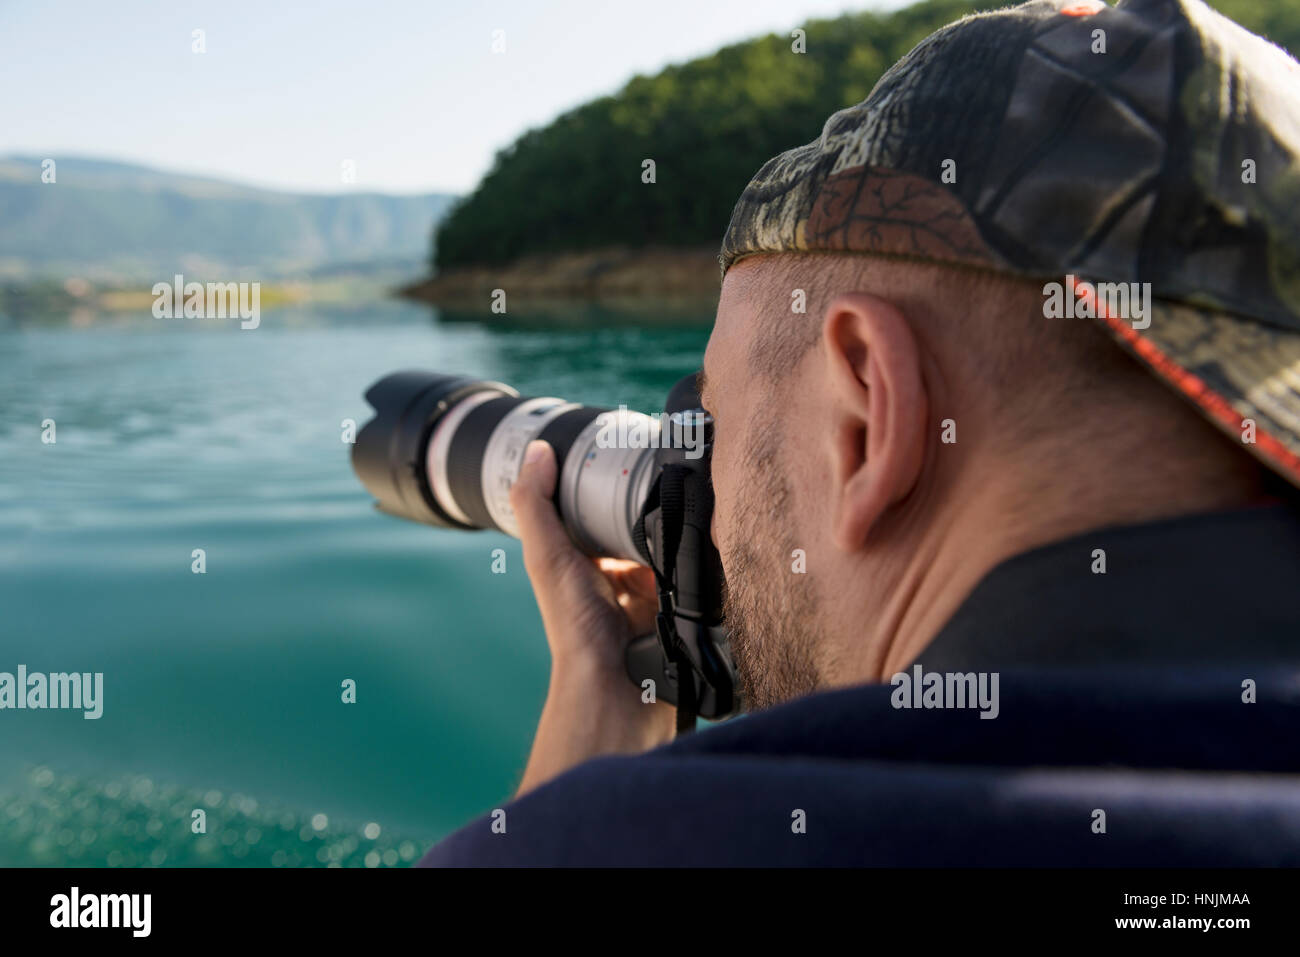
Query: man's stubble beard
[{"left": 719, "top": 423, "right": 822, "bottom": 712}]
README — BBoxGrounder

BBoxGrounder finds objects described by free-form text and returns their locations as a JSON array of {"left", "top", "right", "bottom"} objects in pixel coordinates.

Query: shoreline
[{"left": 399, "top": 246, "right": 722, "bottom": 309}]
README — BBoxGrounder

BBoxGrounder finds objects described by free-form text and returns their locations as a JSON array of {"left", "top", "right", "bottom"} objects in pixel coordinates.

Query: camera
[{"left": 351, "top": 371, "right": 740, "bottom": 726}]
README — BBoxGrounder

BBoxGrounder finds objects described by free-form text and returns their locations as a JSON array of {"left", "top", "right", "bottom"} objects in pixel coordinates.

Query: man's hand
[{"left": 510, "top": 439, "right": 676, "bottom": 796}]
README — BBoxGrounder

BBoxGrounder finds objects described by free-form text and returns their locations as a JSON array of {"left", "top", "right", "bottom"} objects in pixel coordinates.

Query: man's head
[
  {"left": 703, "top": 252, "right": 1280, "bottom": 709},
  {"left": 703, "top": 0, "right": 1300, "bottom": 709}
]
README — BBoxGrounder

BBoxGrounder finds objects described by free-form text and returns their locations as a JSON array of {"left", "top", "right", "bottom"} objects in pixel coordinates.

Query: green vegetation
[{"left": 434, "top": 0, "right": 1300, "bottom": 271}]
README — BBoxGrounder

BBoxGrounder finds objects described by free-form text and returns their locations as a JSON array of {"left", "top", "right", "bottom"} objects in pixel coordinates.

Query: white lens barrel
[
  {"left": 557, "top": 409, "right": 660, "bottom": 562},
  {"left": 423, "top": 391, "right": 661, "bottom": 562},
  {"left": 478, "top": 398, "right": 580, "bottom": 538},
  {"left": 427, "top": 390, "right": 502, "bottom": 526}
]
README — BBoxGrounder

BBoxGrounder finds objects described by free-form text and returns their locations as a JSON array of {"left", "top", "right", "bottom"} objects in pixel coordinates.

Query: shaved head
[
  {"left": 740, "top": 254, "right": 1148, "bottom": 418},
  {"left": 728, "top": 252, "right": 1273, "bottom": 480}
]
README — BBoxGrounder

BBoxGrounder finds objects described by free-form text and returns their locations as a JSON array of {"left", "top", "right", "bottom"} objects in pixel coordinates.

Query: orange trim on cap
[
  {"left": 1061, "top": 1, "right": 1106, "bottom": 16},
  {"left": 1068, "top": 276, "right": 1300, "bottom": 487}
]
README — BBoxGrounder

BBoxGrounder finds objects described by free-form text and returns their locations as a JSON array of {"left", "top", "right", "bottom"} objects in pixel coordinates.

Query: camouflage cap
[{"left": 720, "top": 0, "right": 1300, "bottom": 488}]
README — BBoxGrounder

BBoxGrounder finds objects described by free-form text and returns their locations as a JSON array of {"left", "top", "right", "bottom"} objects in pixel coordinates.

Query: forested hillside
[{"left": 433, "top": 0, "right": 1300, "bottom": 272}]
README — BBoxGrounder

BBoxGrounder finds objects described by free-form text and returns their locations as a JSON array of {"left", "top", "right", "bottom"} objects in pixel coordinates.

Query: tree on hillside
[{"left": 434, "top": 0, "right": 1300, "bottom": 271}]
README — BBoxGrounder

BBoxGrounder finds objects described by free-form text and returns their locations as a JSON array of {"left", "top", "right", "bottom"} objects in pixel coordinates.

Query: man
[{"left": 420, "top": 0, "right": 1300, "bottom": 865}]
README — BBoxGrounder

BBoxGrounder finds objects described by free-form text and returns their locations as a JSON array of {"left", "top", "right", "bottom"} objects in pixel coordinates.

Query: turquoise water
[{"left": 0, "top": 299, "right": 712, "bottom": 866}]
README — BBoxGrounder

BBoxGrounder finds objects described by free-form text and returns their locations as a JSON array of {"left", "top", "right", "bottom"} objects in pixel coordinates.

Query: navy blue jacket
[{"left": 420, "top": 504, "right": 1300, "bottom": 866}]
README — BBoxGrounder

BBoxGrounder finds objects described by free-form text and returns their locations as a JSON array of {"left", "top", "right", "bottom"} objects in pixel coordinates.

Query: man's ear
[{"left": 823, "top": 292, "right": 928, "bottom": 551}]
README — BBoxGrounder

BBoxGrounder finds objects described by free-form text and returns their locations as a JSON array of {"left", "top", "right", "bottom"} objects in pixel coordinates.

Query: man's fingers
[
  {"left": 597, "top": 558, "right": 659, "bottom": 601},
  {"left": 598, "top": 559, "right": 659, "bottom": 636},
  {"left": 510, "top": 440, "right": 576, "bottom": 583}
]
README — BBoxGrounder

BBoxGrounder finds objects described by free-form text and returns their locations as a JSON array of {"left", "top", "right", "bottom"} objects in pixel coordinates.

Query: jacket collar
[{"left": 918, "top": 502, "right": 1300, "bottom": 670}]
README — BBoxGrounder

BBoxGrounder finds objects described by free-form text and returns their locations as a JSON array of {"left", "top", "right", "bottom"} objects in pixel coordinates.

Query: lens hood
[{"left": 352, "top": 371, "right": 518, "bottom": 527}]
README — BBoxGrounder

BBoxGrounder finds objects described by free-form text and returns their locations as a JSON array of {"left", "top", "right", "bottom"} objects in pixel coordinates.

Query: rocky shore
[{"left": 398, "top": 246, "right": 722, "bottom": 309}]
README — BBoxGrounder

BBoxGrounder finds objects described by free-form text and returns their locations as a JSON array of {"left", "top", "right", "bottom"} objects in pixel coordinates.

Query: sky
[{"left": 0, "top": 0, "right": 913, "bottom": 196}]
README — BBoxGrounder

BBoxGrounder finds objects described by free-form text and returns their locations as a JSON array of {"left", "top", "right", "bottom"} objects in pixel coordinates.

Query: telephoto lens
[
  {"left": 351, "top": 372, "right": 695, "bottom": 560},
  {"left": 352, "top": 370, "right": 739, "bottom": 722}
]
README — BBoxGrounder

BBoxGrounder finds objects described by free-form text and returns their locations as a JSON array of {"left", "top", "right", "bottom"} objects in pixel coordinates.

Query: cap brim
[{"left": 1090, "top": 292, "right": 1300, "bottom": 490}]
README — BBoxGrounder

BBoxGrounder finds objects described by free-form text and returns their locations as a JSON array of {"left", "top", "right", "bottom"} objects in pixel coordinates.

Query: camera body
[{"left": 351, "top": 371, "right": 739, "bottom": 722}]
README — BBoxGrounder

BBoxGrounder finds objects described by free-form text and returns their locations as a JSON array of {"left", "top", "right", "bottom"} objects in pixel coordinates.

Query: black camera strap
[{"left": 634, "top": 464, "right": 699, "bottom": 735}]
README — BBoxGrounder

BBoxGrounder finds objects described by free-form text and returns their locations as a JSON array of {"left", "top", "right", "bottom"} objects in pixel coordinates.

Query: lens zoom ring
[{"left": 445, "top": 395, "right": 522, "bottom": 530}]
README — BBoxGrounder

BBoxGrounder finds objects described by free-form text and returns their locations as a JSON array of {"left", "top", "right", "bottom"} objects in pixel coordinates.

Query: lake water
[{"left": 0, "top": 298, "right": 713, "bottom": 866}]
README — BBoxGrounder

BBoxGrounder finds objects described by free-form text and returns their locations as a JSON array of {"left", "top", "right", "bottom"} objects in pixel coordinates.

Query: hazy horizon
[{"left": 0, "top": 152, "right": 458, "bottom": 199}]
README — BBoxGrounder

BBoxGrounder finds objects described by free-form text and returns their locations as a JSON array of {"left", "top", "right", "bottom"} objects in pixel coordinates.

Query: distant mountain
[{"left": 0, "top": 155, "right": 457, "bottom": 282}]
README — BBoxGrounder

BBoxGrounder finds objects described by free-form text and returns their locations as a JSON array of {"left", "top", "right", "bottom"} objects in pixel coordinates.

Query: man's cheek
[
  {"left": 710, "top": 476, "right": 727, "bottom": 551},
  {"left": 709, "top": 444, "right": 731, "bottom": 549}
]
